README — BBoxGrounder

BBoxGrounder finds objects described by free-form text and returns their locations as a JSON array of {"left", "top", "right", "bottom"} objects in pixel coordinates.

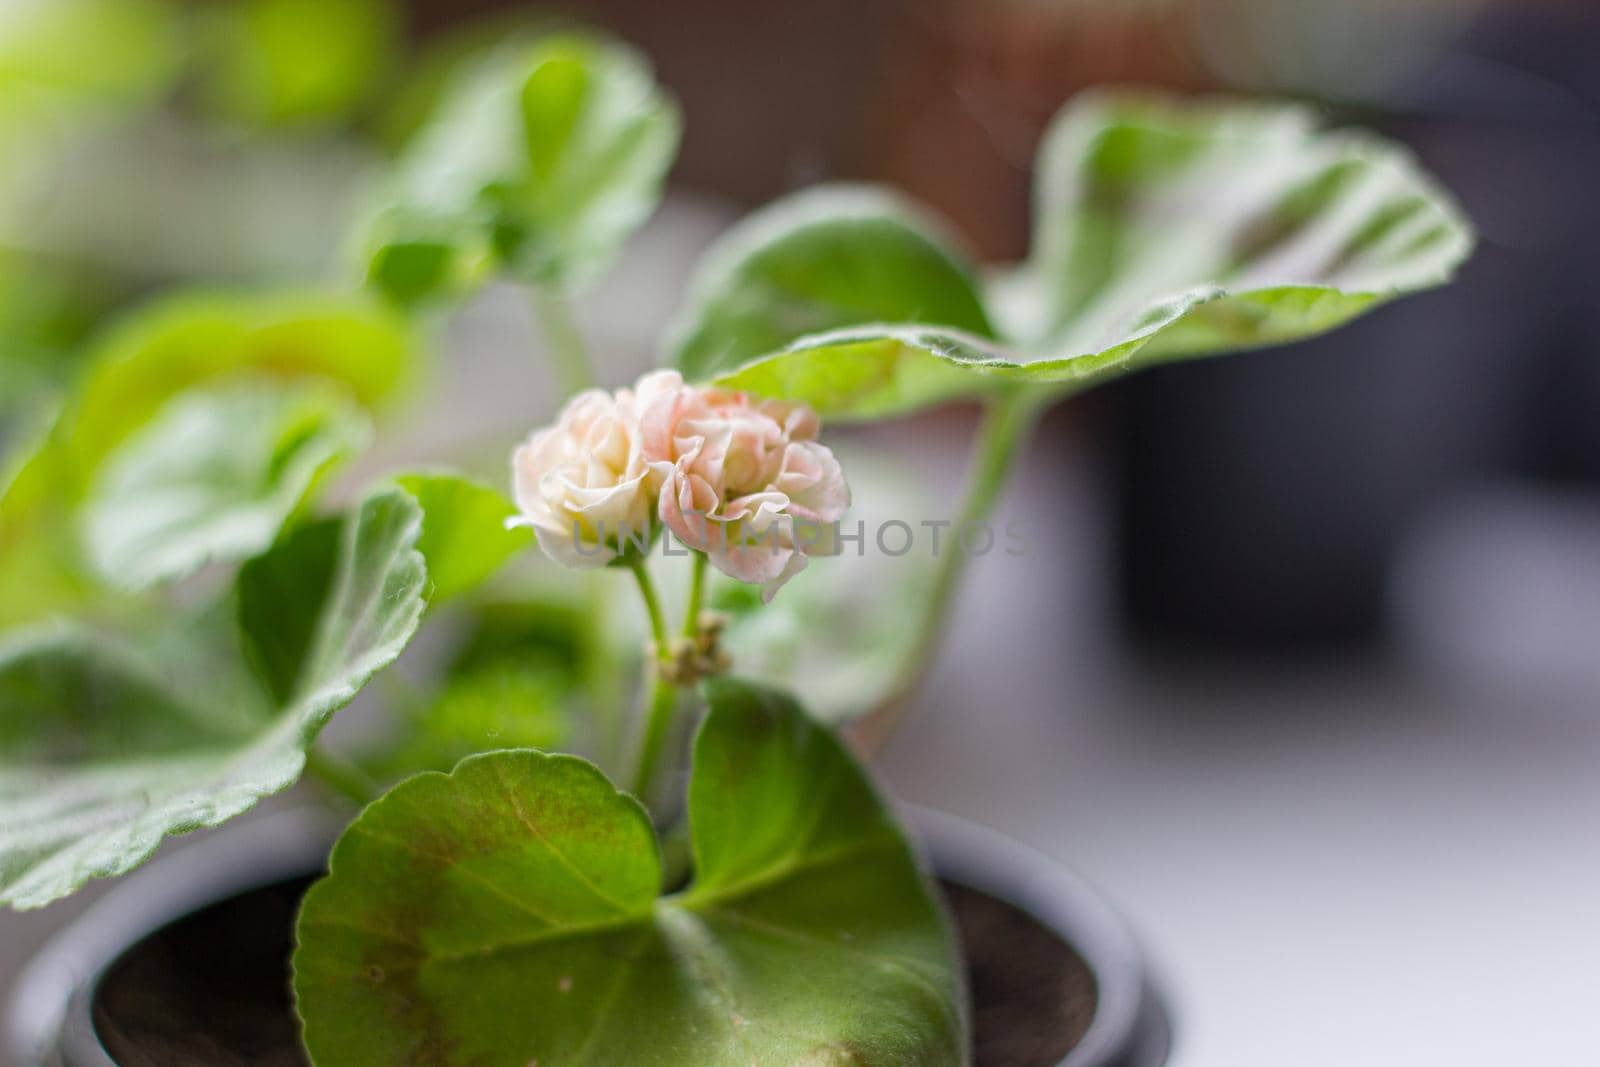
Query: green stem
[
  {"left": 626, "top": 557, "right": 678, "bottom": 802},
  {"left": 580, "top": 574, "right": 628, "bottom": 771},
  {"left": 630, "top": 676, "right": 680, "bottom": 805},
  {"left": 627, "top": 556, "right": 670, "bottom": 655},
  {"left": 305, "top": 744, "right": 381, "bottom": 807},
  {"left": 875, "top": 390, "right": 1040, "bottom": 741},
  {"left": 682, "top": 551, "right": 708, "bottom": 638},
  {"left": 530, "top": 286, "right": 594, "bottom": 397}
]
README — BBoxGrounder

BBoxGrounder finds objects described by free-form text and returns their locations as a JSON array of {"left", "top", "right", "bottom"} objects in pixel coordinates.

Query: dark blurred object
[
  {"left": 1392, "top": 485, "right": 1600, "bottom": 699},
  {"left": 1115, "top": 1, "right": 1600, "bottom": 653},
  {"left": 867, "top": 0, "right": 1205, "bottom": 260},
  {"left": 1185, "top": 0, "right": 1487, "bottom": 104}
]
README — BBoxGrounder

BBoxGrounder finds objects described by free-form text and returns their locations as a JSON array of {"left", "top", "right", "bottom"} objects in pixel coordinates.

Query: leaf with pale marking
[
  {"left": 674, "top": 92, "right": 1472, "bottom": 420},
  {"left": 0, "top": 489, "right": 426, "bottom": 909}
]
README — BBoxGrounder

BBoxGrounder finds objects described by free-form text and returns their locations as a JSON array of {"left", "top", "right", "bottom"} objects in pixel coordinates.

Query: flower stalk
[
  {"left": 626, "top": 555, "right": 677, "bottom": 802},
  {"left": 682, "top": 550, "right": 708, "bottom": 638},
  {"left": 854, "top": 388, "right": 1042, "bottom": 753},
  {"left": 305, "top": 744, "right": 382, "bottom": 807}
]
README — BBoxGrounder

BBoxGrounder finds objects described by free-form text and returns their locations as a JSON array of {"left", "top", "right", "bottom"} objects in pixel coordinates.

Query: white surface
[{"left": 877, "top": 446, "right": 1600, "bottom": 1067}]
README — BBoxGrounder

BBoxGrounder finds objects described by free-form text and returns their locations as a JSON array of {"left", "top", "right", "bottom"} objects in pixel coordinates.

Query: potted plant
[{"left": 1, "top": 24, "right": 1470, "bottom": 1067}]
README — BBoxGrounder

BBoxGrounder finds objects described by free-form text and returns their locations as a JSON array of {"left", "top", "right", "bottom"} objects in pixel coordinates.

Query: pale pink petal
[{"left": 774, "top": 441, "right": 850, "bottom": 523}]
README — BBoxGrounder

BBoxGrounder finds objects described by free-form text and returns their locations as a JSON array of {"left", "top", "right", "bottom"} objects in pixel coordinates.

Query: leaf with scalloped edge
[
  {"left": 670, "top": 185, "right": 996, "bottom": 384},
  {"left": 676, "top": 92, "right": 1472, "bottom": 421},
  {"left": 293, "top": 678, "right": 965, "bottom": 1066},
  {"left": 0, "top": 489, "right": 425, "bottom": 910}
]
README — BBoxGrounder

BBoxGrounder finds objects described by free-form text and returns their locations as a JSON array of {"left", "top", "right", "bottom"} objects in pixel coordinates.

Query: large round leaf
[
  {"left": 0, "top": 489, "right": 426, "bottom": 910},
  {"left": 294, "top": 679, "right": 965, "bottom": 1066},
  {"left": 675, "top": 92, "right": 1472, "bottom": 420}
]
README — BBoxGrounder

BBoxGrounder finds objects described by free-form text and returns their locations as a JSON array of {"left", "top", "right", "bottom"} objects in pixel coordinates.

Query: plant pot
[{"left": 6, "top": 807, "right": 1170, "bottom": 1067}]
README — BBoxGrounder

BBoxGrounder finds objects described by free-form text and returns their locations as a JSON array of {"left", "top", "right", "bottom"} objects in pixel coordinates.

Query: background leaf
[
  {"left": 364, "top": 661, "right": 572, "bottom": 783},
  {"left": 680, "top": 92, "right": 1471, "bottom": 421},
  {"left": 366, "top": 32, "right": 680, "bottom": 303},
  {"left": 0, "top": 292, "right": 414, "bottom": 626},
  {"left": 81, "top": 380, "right": 370, "bottom": 589},
  {"left": 294, "top": 679, "right": 964, "bottom": 1066},
  {"left": 394, "top": 472, "right": 532, "bottom": 605},
  {"left": 0, "top": 489, "right": 426, "bottom": 909},
  {"left": 670, "top": 185, "right": 995, "bottom": 383}
]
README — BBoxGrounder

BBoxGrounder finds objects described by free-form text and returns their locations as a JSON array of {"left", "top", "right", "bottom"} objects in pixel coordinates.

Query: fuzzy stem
[
  {"left": 305, "top": 744, "right": 381, "bottom": 807},
  {"left": 682, "top": 551, "right": 708, "bottom": 638},
  {"left": 627, "top": 556, "right": 670, "bottom": 655},
  {"left": 859, "top": 390, "right": 1041, "bottom": 752},
  {"left": 630, "top": 675, "right": 680, "bottom": 805},
  {"left": 626, "top": 557, "right": 678, "bottom": 802}
]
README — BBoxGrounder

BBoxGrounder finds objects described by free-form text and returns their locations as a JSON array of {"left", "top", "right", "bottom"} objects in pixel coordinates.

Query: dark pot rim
[
  {"left": 6, "top": 805, "right": 1170, "bottom": 1067},
  {"left": 910, "top": 806, "right": 1172, "bottom": 1067}
]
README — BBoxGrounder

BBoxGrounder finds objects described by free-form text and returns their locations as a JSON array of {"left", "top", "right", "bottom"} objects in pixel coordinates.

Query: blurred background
[{"left": 2, "top": 1, "right": 1598, "bottom": 1064}]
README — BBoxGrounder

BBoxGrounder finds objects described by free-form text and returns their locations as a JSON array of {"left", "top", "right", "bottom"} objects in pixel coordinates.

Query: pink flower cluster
[{"left": 512, "top": 371, "right": 849, "bottom": 600}]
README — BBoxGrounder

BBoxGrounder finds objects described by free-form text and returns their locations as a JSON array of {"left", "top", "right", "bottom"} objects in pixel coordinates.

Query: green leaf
[
  {"left": 1002, "top": 92, "right": 1472, "bottom": 351},
  {"left": 57, "top": 292, "right": 414, "bottom": 478},
  {"left": 81, "top": 381, "right": 370, "bottom": 589},
  {"left": 294, "top": 679, "right": 965, "bottom": 1066},
  {"left": 365, "top": 662, "right": 571, "bottom": 782},
  {"left": 0, "top": 292, "right": 415, "bottom": 626},
  {"left": 196, "top": 0, "right": 401, "bottom": 129},
  {"left": 0, "top": 489, "right": 427, "bottom": 910},
  {"left": 710, "top": 324, "right": 1013, "bottom": 422},
  {"left": 394, "top": 472, "right": 532, "bottom": 605},
  {"left": 669, "top": 185, "right": 996, "bottom": 382},
  {"left": 237, "top": 490, "right": 426, "bottom": 714},
  {"left": 365, "top": 32, "right": 680, "bottom": 303},
  {"left": 688, "top": 92, "right": 1472, "bottom": 420},
  {"left": 447, "top": 593, "right": 595, "bottom": 684}
]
